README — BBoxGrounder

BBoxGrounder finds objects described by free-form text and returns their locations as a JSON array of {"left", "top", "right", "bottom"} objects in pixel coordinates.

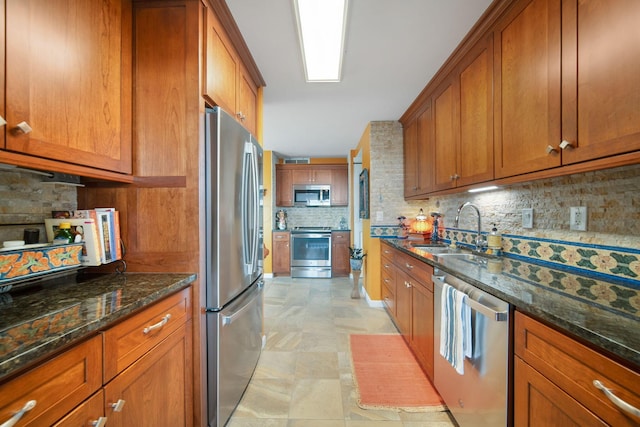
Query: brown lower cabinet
[
  {"left": 0, "top": 288, "right": 193, "bottom": 427},
  {"left": 272, "top": 231, "right": 291, "bottom": 276},
  {"left": 514, "top": 311, "right": 640, "bottom": 426},
  {"left": 380, "top": 241, "right": 434, "bottom": 381},
  {"left": 331, "top": 231, "right": 350, "bottom": 277}
]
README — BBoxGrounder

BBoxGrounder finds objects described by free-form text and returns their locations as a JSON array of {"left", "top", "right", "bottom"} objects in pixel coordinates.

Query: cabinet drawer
[
  {"left": 394, "top": 251, "right": 433, "bottom": 290},
  {"left": 0, "top": 336, "right": 102, "bottom": 427},
  {"left": 515, "top": 311, "right": 640, "bottom": 426},
  {"left": 273, "top": 232, "right": 290, "bottom": 241},
  {"left": 53, "top": 390, "right": 105, "bottom": 427},
  {"left": 103, "top": 287, "right": 191, "bottom": 381}
]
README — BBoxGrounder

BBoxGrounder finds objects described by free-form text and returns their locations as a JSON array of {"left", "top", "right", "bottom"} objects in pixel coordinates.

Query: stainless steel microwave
[{"left": 293, "top": 185, "right": 331, "bottom": 207}]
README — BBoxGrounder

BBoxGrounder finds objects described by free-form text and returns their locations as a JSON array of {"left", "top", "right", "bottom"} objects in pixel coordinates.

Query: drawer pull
[
  {"left": 91, "top": 417, "right": 108, "bottom": 427},
  {"left": 110, "top": 399, "right": 126, "bottom": 412},
  {"left": 405, "top": 263, "right": 414, "bottom": 269},
  {"left": 405, "top": 281, "right": 412, "bottom": 288},
  {"left": 143, "top": 314, "right": 171, "bottom": 334},
  {"left": 593, "top": 380, "right": 640, "bottom": 418},
  {"left": 1, "top": 400, "right": 36, "bottom": 427}
]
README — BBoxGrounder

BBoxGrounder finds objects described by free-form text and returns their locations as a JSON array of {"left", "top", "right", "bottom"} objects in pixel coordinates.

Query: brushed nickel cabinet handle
[
  {"left": 593, "top": 380, "right": 640, "bottom": 418},
  {"left": 559, "top": 140, "right": 573, "bottom": 150},
  {"left": 143, "top": 314, "right": 171, "bottom": 334},
  {"left": 15, "top": 121, "right": 33, "bottom": 134},
  {"left": 91, "top": 417, "right": 108, "bottom": 427},
  {"left": 0, "top": 116, "right": 6, "bottom": 127},
  {"left": 405, "top": 263, "right": 414, "bottom": 269},
  {"left": 0, "top": 400, "right": 36, "bottom": 427},
  {"left": 110, "top": 399, "right": 126, "bottom": 412},
  {"left": 546, "top": 145, "right": 557, "bottom": 154}
]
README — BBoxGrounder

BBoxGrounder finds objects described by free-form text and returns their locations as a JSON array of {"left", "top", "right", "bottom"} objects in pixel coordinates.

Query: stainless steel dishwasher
[{"left": 433, "top": 267, "right": 511, "bottom": 427}]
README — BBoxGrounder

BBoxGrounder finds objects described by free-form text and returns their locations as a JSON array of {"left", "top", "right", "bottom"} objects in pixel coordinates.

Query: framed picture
[{"left": 359, "top": 168, "right": 370, "bottom": 219}]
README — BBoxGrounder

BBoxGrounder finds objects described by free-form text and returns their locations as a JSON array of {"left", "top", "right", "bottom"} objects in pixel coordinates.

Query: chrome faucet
[{"left": 454, "top": 202, "right": 486, "bottom": 251}]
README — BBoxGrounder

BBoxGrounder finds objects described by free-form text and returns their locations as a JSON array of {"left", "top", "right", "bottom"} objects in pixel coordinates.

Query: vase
[
  {"left": 350, "top": 258, "right": 363, "bottom": 299},
  {"left": 350, "top": 259, "right": 363, "bottom": 271}
]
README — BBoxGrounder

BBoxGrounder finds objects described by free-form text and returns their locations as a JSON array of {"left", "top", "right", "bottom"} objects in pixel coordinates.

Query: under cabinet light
[
  {"left": 294, "top": 0, "right": 348, "bottom": 82},
  {"left": 468, "top": 185, "right": 498, "bottom": 193}
]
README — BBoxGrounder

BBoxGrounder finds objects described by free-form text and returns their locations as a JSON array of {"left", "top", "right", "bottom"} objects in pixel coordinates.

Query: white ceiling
[{"left": 226, "top": 0, "right": 494, "bottom": 159}]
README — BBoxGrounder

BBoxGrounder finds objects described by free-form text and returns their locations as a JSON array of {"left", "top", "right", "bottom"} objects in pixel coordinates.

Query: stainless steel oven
[{"left": 290, "top": 227, "right": 332, "bottom": 278}]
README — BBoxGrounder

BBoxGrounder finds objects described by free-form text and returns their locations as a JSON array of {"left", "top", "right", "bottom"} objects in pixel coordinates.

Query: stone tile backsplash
[{"left": 0, "top": 170, "right": 77, "bottom": 244}]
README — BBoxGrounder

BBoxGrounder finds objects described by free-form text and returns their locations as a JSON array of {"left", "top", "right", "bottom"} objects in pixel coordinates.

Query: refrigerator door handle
[
  {"left": 243, "top": 141, "right": 260, "bottom": 276},
  {"left": 221, "top": 280, "right": 264, "bottom": 325}
]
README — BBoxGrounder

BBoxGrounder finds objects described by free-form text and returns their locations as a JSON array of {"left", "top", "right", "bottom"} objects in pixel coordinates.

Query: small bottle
[
  {"left": 488, "top": 223, "right": 502, "bottom": 251},
  {"left": 54, "top": 222, "right": 73, "bottom": 244}
]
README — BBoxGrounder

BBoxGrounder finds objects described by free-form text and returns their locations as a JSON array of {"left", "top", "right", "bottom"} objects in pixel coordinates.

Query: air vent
[{"left": 284, "top": 158, "right": 310, "bottom": 164}]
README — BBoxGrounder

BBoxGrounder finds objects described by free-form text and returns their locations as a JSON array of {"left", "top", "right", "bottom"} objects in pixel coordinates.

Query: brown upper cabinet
[
  {"left": 495, "top": 0, "right": 640, "bottom": 177},
  {"left": 2, "top": 0, "right": 133, "bottom": 178},
  {"left": 408, "top": 34, "right": 494, "bottom": 194},
  {"left": 292, "top": 168, "right": 332, "bottom": 185},
  {"left": 404, "top": 102, "right": 434, "bottom": 198},
  {"left": 203, "top": 6, "right": 259, "bottom": 136},
  {"left": 401, "top": 0, "right": 640, "bottom": 197},
  {"left": 275, "top": 164, "right": 348, "bottom": 207}
]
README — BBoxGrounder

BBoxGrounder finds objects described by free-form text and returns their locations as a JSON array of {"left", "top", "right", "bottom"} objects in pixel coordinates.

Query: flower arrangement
[{"left": 349, "top": 247, "right": 366, "bottom": 260}]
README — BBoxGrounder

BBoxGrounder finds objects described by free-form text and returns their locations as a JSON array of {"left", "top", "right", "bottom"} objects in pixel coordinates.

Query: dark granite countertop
[
  {"left": 384, "top": 239, "right": 640, "bottom": 370},
  {"left": 0, "top": 271, "right": 196, "bottom": 381}
]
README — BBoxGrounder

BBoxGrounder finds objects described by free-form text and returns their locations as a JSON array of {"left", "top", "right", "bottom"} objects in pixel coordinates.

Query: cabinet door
[
  {"left": 411, "top": 282, "right": 434, "bottom": 381},
  {"left": 560, "top": 0, "right": 640, "bottom": 164},
  {"left": 331, "top": 231, "right": 350, "bottom": 277},
  {"left": 330, "top": 166, "right": 348, "bottom": 206},
  {"left": 272, "top": 232, "right": 290, "bottom": 275},
  {"left": 416, "top": 104, "right": 434, "bottom": 194},
  {"left": 104, "top": 322, "right": 193, "bottom": 427},
  {"left": 457, "top": 35, "right": 494, "bottom": 187},
  {"left": 5, "top": 0, "right": 132, "bottom": 174},
  {"left": 203, "top": 6, "right": 238, "bottom": 115},
  {"left": 275, "top": 167, "right": 293, "bottom": 206},
  {"left": 0, "top": 336, "right": 102, "bottom": 427},
  {"left": 514, "top": 357, "right": 608, "bottom": 426},
  {"left": 237, "top": 66, "right": 258, "bottom": 136},
  {"left": 395, "top": 270, "right": 412, "bottom": 339},
  {"left": 53, "top": 390, "right": 105, "bottom": 427},
  {"left": 432, "top": 80, "right": 459, "bottom": 191},
  {"left": 494, "top": 0, "right": 561, "bottom": 178},
  {"left": 292, "top": 169, "right": 312, "bottom": 185},
  {"left": 403, "top": 118, "right": 419, "bottom": 197},
  {"left": 312, "top": 168, "right": 332, "bottom": 184}
]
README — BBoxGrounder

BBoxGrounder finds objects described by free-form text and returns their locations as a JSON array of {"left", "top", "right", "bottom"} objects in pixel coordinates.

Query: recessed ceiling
[{"left": 226, "top": 0, "right": 494, "bottom": 159}]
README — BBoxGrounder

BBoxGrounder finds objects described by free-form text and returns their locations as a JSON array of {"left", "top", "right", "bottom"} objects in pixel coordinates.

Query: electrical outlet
[
  {"left": 522, "top": 208, "right": 533, "bottom": 228},
  {"left": 570, "top": 206, "right": 587, "bottom": 231},
  {"left": 375, "top": 211, "right": 384, "bottom": 222}
]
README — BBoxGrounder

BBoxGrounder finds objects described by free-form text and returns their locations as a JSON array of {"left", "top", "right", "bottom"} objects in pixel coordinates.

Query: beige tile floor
[{"left": 227, "top": 276, "right": 456, "bottom": 427}]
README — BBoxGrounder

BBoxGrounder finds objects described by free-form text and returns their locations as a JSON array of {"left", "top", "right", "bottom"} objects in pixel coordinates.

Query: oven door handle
[{"left": 433, "top": 275, "right": 508, "bottom": 322}]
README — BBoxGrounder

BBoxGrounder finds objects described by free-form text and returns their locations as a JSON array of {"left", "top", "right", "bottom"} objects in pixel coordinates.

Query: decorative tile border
[
  {"left": 445, "top": 228, "right": 640, "bottom": 287},
  {"left": 372, "top": 225, "right": 640, "bottom": 287}
]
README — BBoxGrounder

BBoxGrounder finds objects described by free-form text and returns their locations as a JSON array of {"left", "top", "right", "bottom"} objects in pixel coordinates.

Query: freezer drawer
[{"left": 207, "top": 280, "right": 264, "bottom": 427}]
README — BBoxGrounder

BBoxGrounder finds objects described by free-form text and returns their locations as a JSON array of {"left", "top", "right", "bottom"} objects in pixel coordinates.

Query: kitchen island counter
[
  {"left": 0, "top": 271, "right": 196, "bottom": 381},
  {"left": 384, "top": 239, "right": 640, "bottom": 369}
]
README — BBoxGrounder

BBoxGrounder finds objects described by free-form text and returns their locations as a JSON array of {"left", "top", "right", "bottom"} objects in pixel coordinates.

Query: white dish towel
[{"left": 439, "top": 283, "right": 472, "bottom": 375}]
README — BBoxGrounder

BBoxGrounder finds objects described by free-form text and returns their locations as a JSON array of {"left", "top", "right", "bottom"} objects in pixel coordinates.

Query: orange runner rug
[{"left": 349, "top": 334, "right": 446, "bottom": 412}]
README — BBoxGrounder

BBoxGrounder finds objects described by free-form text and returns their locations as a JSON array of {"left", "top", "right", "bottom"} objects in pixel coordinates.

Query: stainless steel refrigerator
[{"left": 204, "top": 107, "right": 264, "bottom": 427}]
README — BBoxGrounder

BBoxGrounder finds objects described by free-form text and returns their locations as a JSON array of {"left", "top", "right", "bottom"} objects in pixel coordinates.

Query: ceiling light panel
[{"left": 294, "top": 0, "right": 348, "bottom": 82}]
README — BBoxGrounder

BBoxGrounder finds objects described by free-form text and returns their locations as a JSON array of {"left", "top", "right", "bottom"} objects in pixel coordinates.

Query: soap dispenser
[{"left": 488, "top": 223, "right": 502, "bottom": 252}]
